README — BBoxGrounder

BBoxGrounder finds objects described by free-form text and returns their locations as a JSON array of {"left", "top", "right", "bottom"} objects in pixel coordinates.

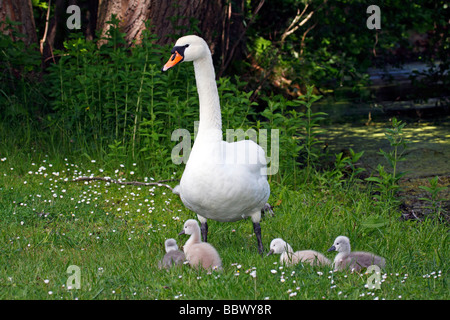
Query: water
[{"left": 311, "top": 64, "right": 450, "bottom": 179}]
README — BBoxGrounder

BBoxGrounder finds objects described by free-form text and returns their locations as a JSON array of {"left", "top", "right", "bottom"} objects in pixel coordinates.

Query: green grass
[{"left": 0, "top": 151, "right": 448, "bottom": 300}]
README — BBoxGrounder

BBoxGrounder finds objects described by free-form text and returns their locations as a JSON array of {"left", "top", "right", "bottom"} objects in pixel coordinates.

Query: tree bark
[
  {"left": 95, "top": 0, "right": 243, "bottom": 58},
  {"left": 95, "top": 0, "right": 247, "bottom": 75},
  {"left": 40, "top": 0, "right": 97, "bottom": 67},
  {"left": 146, "top": 0, "right": 224, "bottom": 49},
  {"left": 0, "top": 0, "right": 38, "bottom": 46}
]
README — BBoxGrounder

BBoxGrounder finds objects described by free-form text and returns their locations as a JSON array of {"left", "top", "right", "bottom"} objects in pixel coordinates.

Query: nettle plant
[
  {"left": 45, "top": 19, "right": 260, "bottom": 176},
  {"left": 44, "top": 16, "right": 328, "bottom": 180},
  {"left": 419, "top": 176, "right": 448, "bottom": 219},
  {"left": 260, "top": 86, "right": 325, "bottom": 185},
  {"left": 366, "top": 117, "right": 408, "bottom": 208}
]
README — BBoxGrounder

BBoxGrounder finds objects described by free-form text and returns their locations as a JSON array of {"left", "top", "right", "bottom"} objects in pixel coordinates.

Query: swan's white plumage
[
  {"left": 267, "top": 238, "right": 331, "bottom": 267},
  {"left": 180, "top": 138, "right": 269, "bottom": 222},
  {"left": 179, "top": 219, "right": 222, "bottom": 271},
  {"left": 164, "top": 35, "right": 269, "bottom": 252},
  {"left": 328, "top": 236, "right": 386, "bottom": 271}
]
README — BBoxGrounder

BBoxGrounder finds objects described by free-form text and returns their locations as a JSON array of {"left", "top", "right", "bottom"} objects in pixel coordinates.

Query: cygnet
[
  {"left": 267, "top": 238, "right": 331, "bottom": 267},
  {"left": 328, "top": 235, "right": 386, "bottom": 272},
  {"left": 159, "top": 238, "right": 186, "bottom": 269},
  {"left": 179, "top": 219, "right": 222, "bottom": 271}
]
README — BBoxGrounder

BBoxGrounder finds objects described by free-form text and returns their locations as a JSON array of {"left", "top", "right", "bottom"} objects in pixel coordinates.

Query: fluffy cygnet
[
  {"left": 328, "top": 235, "right": 386, "bottom": 272},
  {"left": 159, "top": 238, "right": 186, "bottom": 269},
  {"left": 267, "top": 238, "right": 331, "bottom": 267},
  {"left": 179, "top": 219, "right": 222, "bottom": 271}
]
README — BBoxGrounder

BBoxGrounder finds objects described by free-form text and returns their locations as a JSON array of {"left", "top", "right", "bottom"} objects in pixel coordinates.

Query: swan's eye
[{"left": 184, "top": 44, "right": 189, "bottom": 48}]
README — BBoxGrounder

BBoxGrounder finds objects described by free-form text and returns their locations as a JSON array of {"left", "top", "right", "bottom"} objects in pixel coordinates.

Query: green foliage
[
  {"left": 419, "top": 176, "right": 448, "bottom": 219},
  {"left": 218, "top": 76, "right": 258, "bottom": 130},
  {"left": 260, "top": 85, "right": 325, "bottom": 185},
  {"left": 378, "top": 117, "right": 408, "bottom": 185},
  {"left": 244, "top": 0, "right": 449, "bottom": 101},
  {"left": 0, "top": 20, "right": 45, "bottom": 126},
  {"left": 295, "top": 86, "right": 326, "bottom": 172},
  {"left": 324, "top": 148, "right": 365, "bottom": 188},
  {"left": 366, "top": 164, "right": 400, "bottom": 205},
  {"left": 41, "top": 17, "right": 267, "bottom": 177},
  {"left": 45, "top": 18, "right": 173, "bottom": 168},
  {"left": 365, "top": 118, "right": 408, "bottom": 209}
]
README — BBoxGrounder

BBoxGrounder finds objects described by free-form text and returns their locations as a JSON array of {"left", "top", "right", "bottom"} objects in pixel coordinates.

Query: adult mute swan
[
  {"left": 328, "top": 236, "right": 386, "bottom": 272},
  {"left": 162, "top": 35, "right": 270, "bottom": 254}
]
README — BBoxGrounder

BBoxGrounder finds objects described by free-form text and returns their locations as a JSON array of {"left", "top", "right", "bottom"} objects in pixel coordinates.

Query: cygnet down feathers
[
  {"left": 179, "top": 219, "right": 222, "bottom": 271},
  {"left": 159, "top": 238, "right": 186, "bottom": 269},
  {"left": 267, "top": 238, "right": 331, "bottom": 267},
  {"left": 328, "top": 235, "right": 386, "bottom": 272}
]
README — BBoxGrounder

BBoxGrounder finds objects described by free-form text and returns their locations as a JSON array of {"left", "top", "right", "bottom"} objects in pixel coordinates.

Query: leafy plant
[
  {"left": 260, "top": 85, "right": 325, "bottom": 186},
  {"left": 0, "top": 20, "right": 44, "bottom": 125},
  {"left": 296, "top": 86, "right": 326, "bottom": 174},
  {"left": 328, "top": 148, "right": 365, "bottom": 186},
  {"left": 41, "top": 17, "right": 271, "bottom": 177},
  {"left": 365, "top": 117, "right": 408, "bottom": 208},
  {"left": 419, "top": 176, "right": 448, "bottom": 219}
]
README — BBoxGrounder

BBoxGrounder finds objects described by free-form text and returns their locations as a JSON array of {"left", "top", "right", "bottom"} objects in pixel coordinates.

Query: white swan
[
  {"left": 179, "top": 219, "right": 222, "bottom": 271},
  {"left": 162, "top": 35, "right": 270, "bottom": 253},
  {"left": 267, "top": 238, "right": 331, "bottom": 267},
  {"left": 328, "top": 236, "right": 386, "bottom": 272}
]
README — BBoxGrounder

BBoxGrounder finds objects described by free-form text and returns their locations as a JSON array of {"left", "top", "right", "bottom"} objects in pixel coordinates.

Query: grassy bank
[{"left": 0, "top": 150, "right": 447, "bottom": 300}]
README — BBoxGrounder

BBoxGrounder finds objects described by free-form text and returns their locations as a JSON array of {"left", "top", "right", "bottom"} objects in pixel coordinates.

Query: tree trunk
[
  {"left": 42, "top": 0, "right": 98, "bottom": 67},
  {"left": 95, "top": 0, "right": 247, "bottom": 75},
  {"left": 96, "top": 0, "right": 151, "bottom": 46},
  {"left": 146, "top": 0, "right": 225, "bottom": 50},
  {"left": 0, "top": 0, "right": 38, "bottom": 46},
  {"left": 95, "top": 0, "right": 244, "bottom": 60}
]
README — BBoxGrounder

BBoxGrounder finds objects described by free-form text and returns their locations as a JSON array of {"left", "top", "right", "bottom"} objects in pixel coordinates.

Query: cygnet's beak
[
  {"left": 327, "top": 245, "right": 336, "bottom": 252},
  {"left": 266, "top": 249, "right": 274, "bottom": 256},
  {"left": 178, "top": 229, "right": 185, "bottom": 236}
]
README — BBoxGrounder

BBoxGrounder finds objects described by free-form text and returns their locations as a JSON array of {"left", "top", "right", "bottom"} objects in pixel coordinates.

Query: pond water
[
  {"left": 315, "top": 99, "right": 450, "bottom": 179},
  {"left": 314, "top": 61, "right": 449, "bottom": 179},
  {"left": 312, "top": 82, "right": 449, "bottom": 220}
]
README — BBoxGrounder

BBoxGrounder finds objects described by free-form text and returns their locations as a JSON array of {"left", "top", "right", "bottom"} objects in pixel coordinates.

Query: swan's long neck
[
  {"left": 193, "top": 55, "right": 222, "bottom": 140},
  {"left": 184, "top": 226, "right": 202, "bottom": 253},
  {"left": 285, "top": 243, "right": 294, "bottom": 254},
  {"left": 341, "top": 243, "right": 351, "bottom": 254},
  {"left": 334, "top": 244, "right": 351, "bottom": 265}
]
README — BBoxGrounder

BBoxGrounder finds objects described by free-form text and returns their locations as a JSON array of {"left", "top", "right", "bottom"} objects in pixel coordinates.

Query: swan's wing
[
  {"left": 180, "top": 139, "right": 270, "bottom": 221},
  {"left": 349, "top": 252, "right": 386, "bottom": 268}
]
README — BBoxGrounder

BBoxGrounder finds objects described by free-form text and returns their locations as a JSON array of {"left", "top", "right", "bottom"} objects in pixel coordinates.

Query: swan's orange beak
[{"left": 162, "top": 51, "right": 183, "bottom": 72}]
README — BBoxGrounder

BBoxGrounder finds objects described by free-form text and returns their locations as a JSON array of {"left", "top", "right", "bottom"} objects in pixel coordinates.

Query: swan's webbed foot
[
  {"left": 262, "top": 203, "right": 274, "bottom": 217},
  {"left": 253, "top": 222, "right": 264, "bottom": 255}
]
